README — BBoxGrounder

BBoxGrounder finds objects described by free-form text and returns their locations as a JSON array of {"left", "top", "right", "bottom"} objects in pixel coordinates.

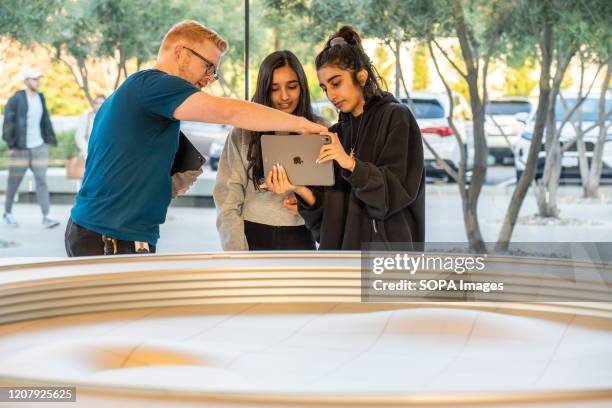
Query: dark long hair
[
  {"left": 315, "top": 25, "right": 386, "bottom": 100},
  {"left": 247, "top": 50, "right": 315, "bottom": 189}
]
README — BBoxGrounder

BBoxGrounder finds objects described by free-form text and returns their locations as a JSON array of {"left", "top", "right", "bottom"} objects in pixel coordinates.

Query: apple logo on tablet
[{"left": 293, "top": 156, "right": 303, "bottom": 165}]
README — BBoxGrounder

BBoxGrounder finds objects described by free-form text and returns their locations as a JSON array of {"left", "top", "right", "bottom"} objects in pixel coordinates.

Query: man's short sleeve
[{"left": 141, "top": 71, "right": 200, "bottom": 120}]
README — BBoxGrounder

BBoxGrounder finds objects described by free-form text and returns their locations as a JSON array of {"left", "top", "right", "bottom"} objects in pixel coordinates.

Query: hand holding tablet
[
  {"left": 316, "top": 131, "right": 355, "bottom": 172},
  {"left": 261, "top": 134, "right": 335, "bottom": 186}
]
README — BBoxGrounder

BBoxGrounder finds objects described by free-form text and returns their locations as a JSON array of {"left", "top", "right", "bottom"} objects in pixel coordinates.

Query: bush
[{"left": 49, "top": 130, "right": 79, "bottom": 166}]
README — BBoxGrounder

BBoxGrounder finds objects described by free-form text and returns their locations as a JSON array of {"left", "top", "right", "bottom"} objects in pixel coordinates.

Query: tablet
[
  {"left": 171, "top": 131, "right": 206, "bottom": 175},
  {"left": 261, "top": 134, "right": 335, "bottom": 186}
]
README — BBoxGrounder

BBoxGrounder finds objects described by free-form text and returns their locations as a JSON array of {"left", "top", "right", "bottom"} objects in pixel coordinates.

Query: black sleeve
[
  {"left": 297, "top": 187, "right": 325, "bottom": 243},
  {"left": 2, "top": 95, "right": 17, "bottom": 147},
  {"left": 341, "top": 106, "right": 423, "bottom": 221}
]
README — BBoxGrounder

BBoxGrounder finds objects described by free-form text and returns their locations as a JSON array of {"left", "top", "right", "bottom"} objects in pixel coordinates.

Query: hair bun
[{"left": 333, "top": 25, "right": 362, "bottom": 47}]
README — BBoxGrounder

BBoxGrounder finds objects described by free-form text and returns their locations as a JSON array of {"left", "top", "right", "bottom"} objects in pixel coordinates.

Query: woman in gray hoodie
[{"left": 213, "top": 50, "right": 328, "bottom": 250}]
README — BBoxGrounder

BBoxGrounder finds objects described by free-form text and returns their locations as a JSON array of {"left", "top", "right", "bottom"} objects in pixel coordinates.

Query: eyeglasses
[{"left": 183, "top": 46, "right": 219, "bottom": 81}]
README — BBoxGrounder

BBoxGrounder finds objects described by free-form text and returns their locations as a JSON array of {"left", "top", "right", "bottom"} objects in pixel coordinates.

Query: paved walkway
[{"left": 1, "top": 184, "right": 610, "bottom": 258}]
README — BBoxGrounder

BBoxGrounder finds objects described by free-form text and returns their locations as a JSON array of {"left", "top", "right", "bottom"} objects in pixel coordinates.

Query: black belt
[{"left": 102, "top": 235, "right": 150, "bottom": 255}]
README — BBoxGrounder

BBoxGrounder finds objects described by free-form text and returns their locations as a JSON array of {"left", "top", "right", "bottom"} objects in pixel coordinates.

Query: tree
[
  {"left": 532, "top": 0, "right": 582, "bottom": 217},
  {"left": 364, "top": 0, "right": 516, "bottom": 252},
  {"left": 584, "top": 64, "right": 612, "bottom": 198},
  {"left": 556, "top": 52, "right": 606, "bottom": 199},
  {"left": 495, "top": 0, "right": 596, "bottom": 249},
  {"left": 43, "top": 0, "right": 190, "bottom": 108},
  {"left": 577, "top": 0, "right": 612, "bottom": 198},
  {"left": 43, "top": 0, "right": 101, "bottom": 108},
  {"left": 530, "top": 0, "right": 606, "bottom": 218},
  {"left": 0, "top": 0, "right": 63, "bottom": 48},
  {"left": 94, "top": 0, "right": 188, "bottom": 89}
]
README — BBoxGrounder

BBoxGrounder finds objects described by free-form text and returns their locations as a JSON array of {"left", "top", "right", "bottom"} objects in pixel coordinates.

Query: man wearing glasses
[{"left": 65, "top": 20, "right": 327, "bottom": 256}]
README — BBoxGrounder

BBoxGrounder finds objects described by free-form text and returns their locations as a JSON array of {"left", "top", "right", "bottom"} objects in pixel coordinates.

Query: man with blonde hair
[{"left": 65, "top": 20, "right": 327, "bottom": 256}]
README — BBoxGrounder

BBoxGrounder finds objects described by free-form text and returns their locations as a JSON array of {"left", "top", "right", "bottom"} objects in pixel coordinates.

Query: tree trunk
[
  {"left": 584, "top": 61, "right": 612, "bottom": 198},
  {"left": 496, "top": 19, "right": 553, "bottom": 252},
  {"left": 466, "top": 86, "right": 488, "bottom": 252},
  {"left": 76, "top": 57, "right": 94, "bottom": 108},
  {"left": 427, "top": 39, "right": 467, "bottom": 184},
  {"left": 576, "top": 134, "right": 589, "bottom": 188},
  {"left": 573, "top": 59, "right": 590, "bottom": 188},
  {"left": 453, "top": 0, "right": 487, "bottom": 253},
  {"left": 535, "top": 48, "right": 575, "bottom": 218},
  {"left": 113, "top": 49, "right": 125, "bottom": 90},
  {"left": 464, "top": 195, "right": 486, "bottom": 253},
  {"left": 536, "top": 100, "right": 561, "bottom": 217}
]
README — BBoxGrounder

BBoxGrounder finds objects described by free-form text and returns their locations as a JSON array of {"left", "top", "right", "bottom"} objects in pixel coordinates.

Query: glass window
[
  {"left": 486, "top": 101, "right": 531, "bottom": 116},
  {"left": 555, "top": 98, "right": 612, "bottom": 122},
  {"left": 402, "top": 98, "right": 445, "bottom": 119}
]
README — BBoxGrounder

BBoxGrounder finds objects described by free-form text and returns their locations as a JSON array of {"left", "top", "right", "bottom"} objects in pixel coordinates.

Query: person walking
[{"left": 2, "top": 68, "right": 60, "bottom": 228}]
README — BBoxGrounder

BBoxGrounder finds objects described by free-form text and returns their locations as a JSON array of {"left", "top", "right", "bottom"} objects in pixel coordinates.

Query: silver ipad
[{"left": 261, "top": 134, "right": 335, "bottom": 186}]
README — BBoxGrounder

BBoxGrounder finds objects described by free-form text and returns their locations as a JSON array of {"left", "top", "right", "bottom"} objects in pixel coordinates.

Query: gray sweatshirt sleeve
[{"left": 213, "top": 128, "right": 250, "bottom": 251}]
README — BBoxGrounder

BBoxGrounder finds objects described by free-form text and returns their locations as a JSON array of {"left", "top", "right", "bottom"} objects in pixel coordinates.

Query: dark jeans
[
  {"left": 65, "top": 218, "right": 156, "bottom": 257},
  {"left": 244, "top": 220, "right": 316, "bottom": 251}
]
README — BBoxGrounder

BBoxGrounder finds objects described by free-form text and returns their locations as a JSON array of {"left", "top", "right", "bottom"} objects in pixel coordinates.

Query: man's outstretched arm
[{"left": 173, "top": 92, "right": 327, "bottom": 134}]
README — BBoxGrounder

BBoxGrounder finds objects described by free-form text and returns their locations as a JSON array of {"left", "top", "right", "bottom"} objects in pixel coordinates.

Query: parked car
[
  {"left": 402, "top": 92, "right": 474, "bottom": 181},
  {"left": 312, "top": 99, "right": 338, "bottom": 124},
  {"left": 485, "top": 97, "right": 533, "bottom": 165},
  {"left": 207, "top": 133, "right": 226, "bottom": 171},
  {"left": 180, "top": 121, "right": 229, "bottom": 169},
  {"left": 514, "top": 93, "right": 612, "bottom": 182}
]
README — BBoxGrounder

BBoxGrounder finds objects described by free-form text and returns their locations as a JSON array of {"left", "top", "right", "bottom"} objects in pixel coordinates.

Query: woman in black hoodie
[{"left": 262, "top": 26, "right": 425, "bottom": 249}]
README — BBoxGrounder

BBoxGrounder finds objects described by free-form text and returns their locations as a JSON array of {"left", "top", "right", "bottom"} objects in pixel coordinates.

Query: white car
[
  {"left": 514, "top": 93, "right": 612, "bottom": 181},
  {"left": 401, "top": 92, "right": 474, "bottom": 181},
  {"left": 181, "top": 121, "right": 229, "bottom": 167},
  {"left": 312, "top": 99, "right": 339, "bottom": 124},
  {"left": 485, "top": 97, "right": 533, "bottom": 165}
]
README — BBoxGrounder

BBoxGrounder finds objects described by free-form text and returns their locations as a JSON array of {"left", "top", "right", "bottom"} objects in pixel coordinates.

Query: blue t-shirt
[{"left": 71, "top": 69, "right": 199, "bottom": 245}]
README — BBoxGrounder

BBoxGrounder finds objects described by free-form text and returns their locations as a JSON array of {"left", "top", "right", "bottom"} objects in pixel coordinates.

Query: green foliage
[
  {"left": 94, "top": 0, "right": 189, "bottom": 67},
  {"left": 559, "top": 69, "right": 574, "bottom": 90},
  {"left": 40, "top": 63, "right": 90, "bottom": 115},
  {"left": 0, "top": 0, "right": 63, "bottom": 44},
  {"left": 412, "top": 44, "right": 430, "bottom": 91},
  {"left": 374, "top": 45, "right": 394, "bottom": 89},
  {"left": 183, "top": 0, "right": 249, "bottom": 98},
  {"left": 2, "top": 0, "right": 610, "bottom": 112},
  {"left": 503, "top": 59, "right": 538, "bottom": 96},
  {"left": 450, "top": 77, "right": 471, "bottom": 104},
  {"left": 49, "top": 130, "right": 79, "bottom": 164}
]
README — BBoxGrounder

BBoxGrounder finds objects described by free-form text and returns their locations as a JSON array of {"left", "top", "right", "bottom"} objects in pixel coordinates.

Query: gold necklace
[{"left": 350, "top": 114, "right": 364, "bottom": 159}]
